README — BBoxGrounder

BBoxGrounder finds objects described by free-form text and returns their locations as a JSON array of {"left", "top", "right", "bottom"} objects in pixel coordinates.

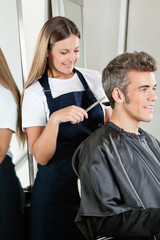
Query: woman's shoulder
[
  {"left": 76, "top": 67, "right": 101, "bottom": 77},
  {"left": 0, "top": 84, "right": 17, "bottom": 119},
  {"left": 24, "top": 78, "right": 43, "bottom": 96},
  {"left": 0, "top": 83, "right": 10, "bottom": 94},
  {"left": 75, "top": 67, "right": 102, "bottom": 88},
  {"left": 0, "top": 84, "right": 15, "bottom": 103}
]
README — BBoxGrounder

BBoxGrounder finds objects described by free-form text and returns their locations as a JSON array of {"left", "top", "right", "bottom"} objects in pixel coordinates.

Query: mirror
[{"left": 0, "top": 0, "right": 29, "bottom": 188}]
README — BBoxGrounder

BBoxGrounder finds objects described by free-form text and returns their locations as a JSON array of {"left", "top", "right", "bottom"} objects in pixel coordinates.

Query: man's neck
[{"left": 110, "top": 111, "right": 140, "bottom": 135}]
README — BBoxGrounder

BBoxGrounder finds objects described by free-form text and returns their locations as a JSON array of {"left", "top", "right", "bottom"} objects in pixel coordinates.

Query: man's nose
[{"left": 149, "top": 90, "right": 158, "bottom": 101}]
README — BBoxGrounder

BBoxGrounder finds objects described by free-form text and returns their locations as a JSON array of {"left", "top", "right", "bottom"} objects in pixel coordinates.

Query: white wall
[
  {"left": 83, "top": 0, "right": 122, "bottom": 73},
  {"left": 0, "top": 0, "right": 23, "bottom": 91},
  {"left": 21, "top": 0, "right": 50, "bottom": 76},
  {"left": 83, "top": 0, "right": 160, "bottom": 140},
  {"left": 126, "top": 0, "right": 160, "bottom": 140}
]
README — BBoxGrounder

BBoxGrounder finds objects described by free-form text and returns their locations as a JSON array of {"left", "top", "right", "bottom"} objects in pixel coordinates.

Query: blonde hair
[
  {"left": 0, "top": 48, "right": 26, "bottom": 145},
  {"left": 21, "top": 16, "right": 80, "bottom": 102}
]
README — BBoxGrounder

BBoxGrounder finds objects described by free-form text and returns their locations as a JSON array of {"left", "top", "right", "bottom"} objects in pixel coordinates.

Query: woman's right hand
[
  {"left": 49, "top": 105, "right": 88, "bottom": 125},
  {"left": 26, "top": 105, "right": 88, "bottom": 165}
]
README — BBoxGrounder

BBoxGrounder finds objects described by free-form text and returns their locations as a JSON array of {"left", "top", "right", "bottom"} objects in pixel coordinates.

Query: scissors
[{"left": 85, "top": 96, "right": 110, "bottom": 112}]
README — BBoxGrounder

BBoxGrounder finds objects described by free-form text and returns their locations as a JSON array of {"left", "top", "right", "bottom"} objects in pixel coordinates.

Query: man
[{"left": 72, "top": 51, "right": 160, "bottom": 240}]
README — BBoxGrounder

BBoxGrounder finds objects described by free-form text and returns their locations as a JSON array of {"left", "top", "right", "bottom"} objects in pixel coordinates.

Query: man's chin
[{"left": 142, "top": 116, "right": 153, "bottom": 123}]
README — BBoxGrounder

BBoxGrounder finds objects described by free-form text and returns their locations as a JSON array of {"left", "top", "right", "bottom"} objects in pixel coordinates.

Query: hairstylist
[{"left": 22, "top": 16, "right": 111, "bottom": 240}]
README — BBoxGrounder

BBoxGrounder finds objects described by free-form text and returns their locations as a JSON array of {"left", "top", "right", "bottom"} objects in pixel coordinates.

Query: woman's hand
[
  {"left": 26, "top": 105, "right": 88, "bottom": 165},
  {"left": 50, "top": 105, "right": 88, "bottom": 124}
]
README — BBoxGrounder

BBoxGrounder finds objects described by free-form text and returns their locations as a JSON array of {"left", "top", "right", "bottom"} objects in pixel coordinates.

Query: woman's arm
[
  {"left": 27, "top": 105, "right": 88, "bottom": 165},
  {"left": 0, "top": 129, "right": 13, "bottom": 163}
]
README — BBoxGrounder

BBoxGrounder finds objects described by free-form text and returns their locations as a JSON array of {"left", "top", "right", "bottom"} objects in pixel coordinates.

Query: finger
[
  {"left": 77, "top": 107, "right": 88, "bottom": 119},
  {"left": 75, "top": 112, "right": 84, "bottom": 122},
  {"left": 70, "top": 106, "right": 88, "bottom": 119},
  {"left": 70, "top": 112, "right": 85, "bottom": 124}
]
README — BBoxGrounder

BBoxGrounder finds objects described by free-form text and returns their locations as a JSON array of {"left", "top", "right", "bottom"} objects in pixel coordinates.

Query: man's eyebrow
[{"left": 138, "top": 84, "right": 157, "bottom": 89}]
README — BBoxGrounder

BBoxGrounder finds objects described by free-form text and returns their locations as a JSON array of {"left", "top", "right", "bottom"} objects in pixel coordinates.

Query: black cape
[{"left": 72, "top": 121, "right": 160, "bottom": 240}]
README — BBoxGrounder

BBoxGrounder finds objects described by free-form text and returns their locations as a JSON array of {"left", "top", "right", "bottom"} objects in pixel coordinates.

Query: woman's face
[{"left": 48, "top": 34, "right": 80, "bottom": 79}]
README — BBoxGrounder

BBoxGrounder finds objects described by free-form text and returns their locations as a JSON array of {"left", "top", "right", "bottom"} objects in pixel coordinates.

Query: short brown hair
[{"left": 102, "top": 51, "right": 158, "bottom": 108}]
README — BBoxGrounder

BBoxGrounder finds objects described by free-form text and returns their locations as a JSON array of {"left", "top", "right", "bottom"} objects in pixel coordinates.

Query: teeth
[{"left": 145, "top": 106, "right": 153, "bottom": 109}]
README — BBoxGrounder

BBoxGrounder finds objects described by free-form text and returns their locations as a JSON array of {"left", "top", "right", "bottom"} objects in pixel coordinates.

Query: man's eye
[{"left": 141, "top": 88, "right": 146, "bottom": 92}]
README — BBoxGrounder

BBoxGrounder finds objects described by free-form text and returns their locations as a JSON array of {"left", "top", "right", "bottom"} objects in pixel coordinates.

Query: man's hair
[{"left": 102, "top": 51, "right": 158, "bottom": 108}]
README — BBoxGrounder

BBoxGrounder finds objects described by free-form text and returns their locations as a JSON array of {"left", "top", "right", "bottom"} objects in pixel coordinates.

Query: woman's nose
[{"left": 68, "top": 52, "right": 75, "bottom": 62}]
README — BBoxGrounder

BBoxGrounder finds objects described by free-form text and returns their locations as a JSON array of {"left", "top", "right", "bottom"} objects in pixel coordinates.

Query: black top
[{"left": 72, "top": 121, "right": 160, "bottom": 240}]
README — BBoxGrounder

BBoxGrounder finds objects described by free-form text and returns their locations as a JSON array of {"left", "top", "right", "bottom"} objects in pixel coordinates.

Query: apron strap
[
  {"left": 38, "top": 68, "right": 98, "bottom": 112},
  {"left": 38, "top": 69, "right": 53, "bottom": 113},
  {"left": 73, "top": 68, "right": 96, "bottom": 102}
]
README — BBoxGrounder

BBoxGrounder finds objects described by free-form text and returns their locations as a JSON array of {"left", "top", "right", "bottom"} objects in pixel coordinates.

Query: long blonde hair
[
  {"left": 21, "top": 16, "right": 80, "bottom": 102},
  {"left": 0, "top": 48, "right": 25, "bottom": 145}
]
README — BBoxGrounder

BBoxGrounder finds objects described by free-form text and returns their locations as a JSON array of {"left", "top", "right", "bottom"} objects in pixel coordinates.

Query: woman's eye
[{"left": 61, "top": 52, "right": 67, "bottom": 55}]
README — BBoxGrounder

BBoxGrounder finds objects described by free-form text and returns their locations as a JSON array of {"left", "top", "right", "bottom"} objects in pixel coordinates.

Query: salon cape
[{"left": 72, "top": 121, "right": 160, "bottom": 238}]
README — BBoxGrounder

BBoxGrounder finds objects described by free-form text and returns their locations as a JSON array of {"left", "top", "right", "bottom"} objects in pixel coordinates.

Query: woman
[
  {"left": 0, "top": 48, "right": 25, "bottom": 240},
  {"left": 22, "top": 16, "right": 111, "bottom": 240}
]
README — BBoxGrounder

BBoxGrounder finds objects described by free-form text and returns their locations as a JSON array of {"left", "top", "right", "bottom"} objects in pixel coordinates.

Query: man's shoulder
[
  {"left": 139, "top": 128, "right": 160, "bottom": 145},
  {"left": 81, "top": 124, "right": 111, "bottom": 150}
]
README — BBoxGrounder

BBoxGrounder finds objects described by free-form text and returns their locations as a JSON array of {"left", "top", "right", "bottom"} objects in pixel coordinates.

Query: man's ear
[{"left": 112, "top": 87, "right": 125, "bottom": 103}]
